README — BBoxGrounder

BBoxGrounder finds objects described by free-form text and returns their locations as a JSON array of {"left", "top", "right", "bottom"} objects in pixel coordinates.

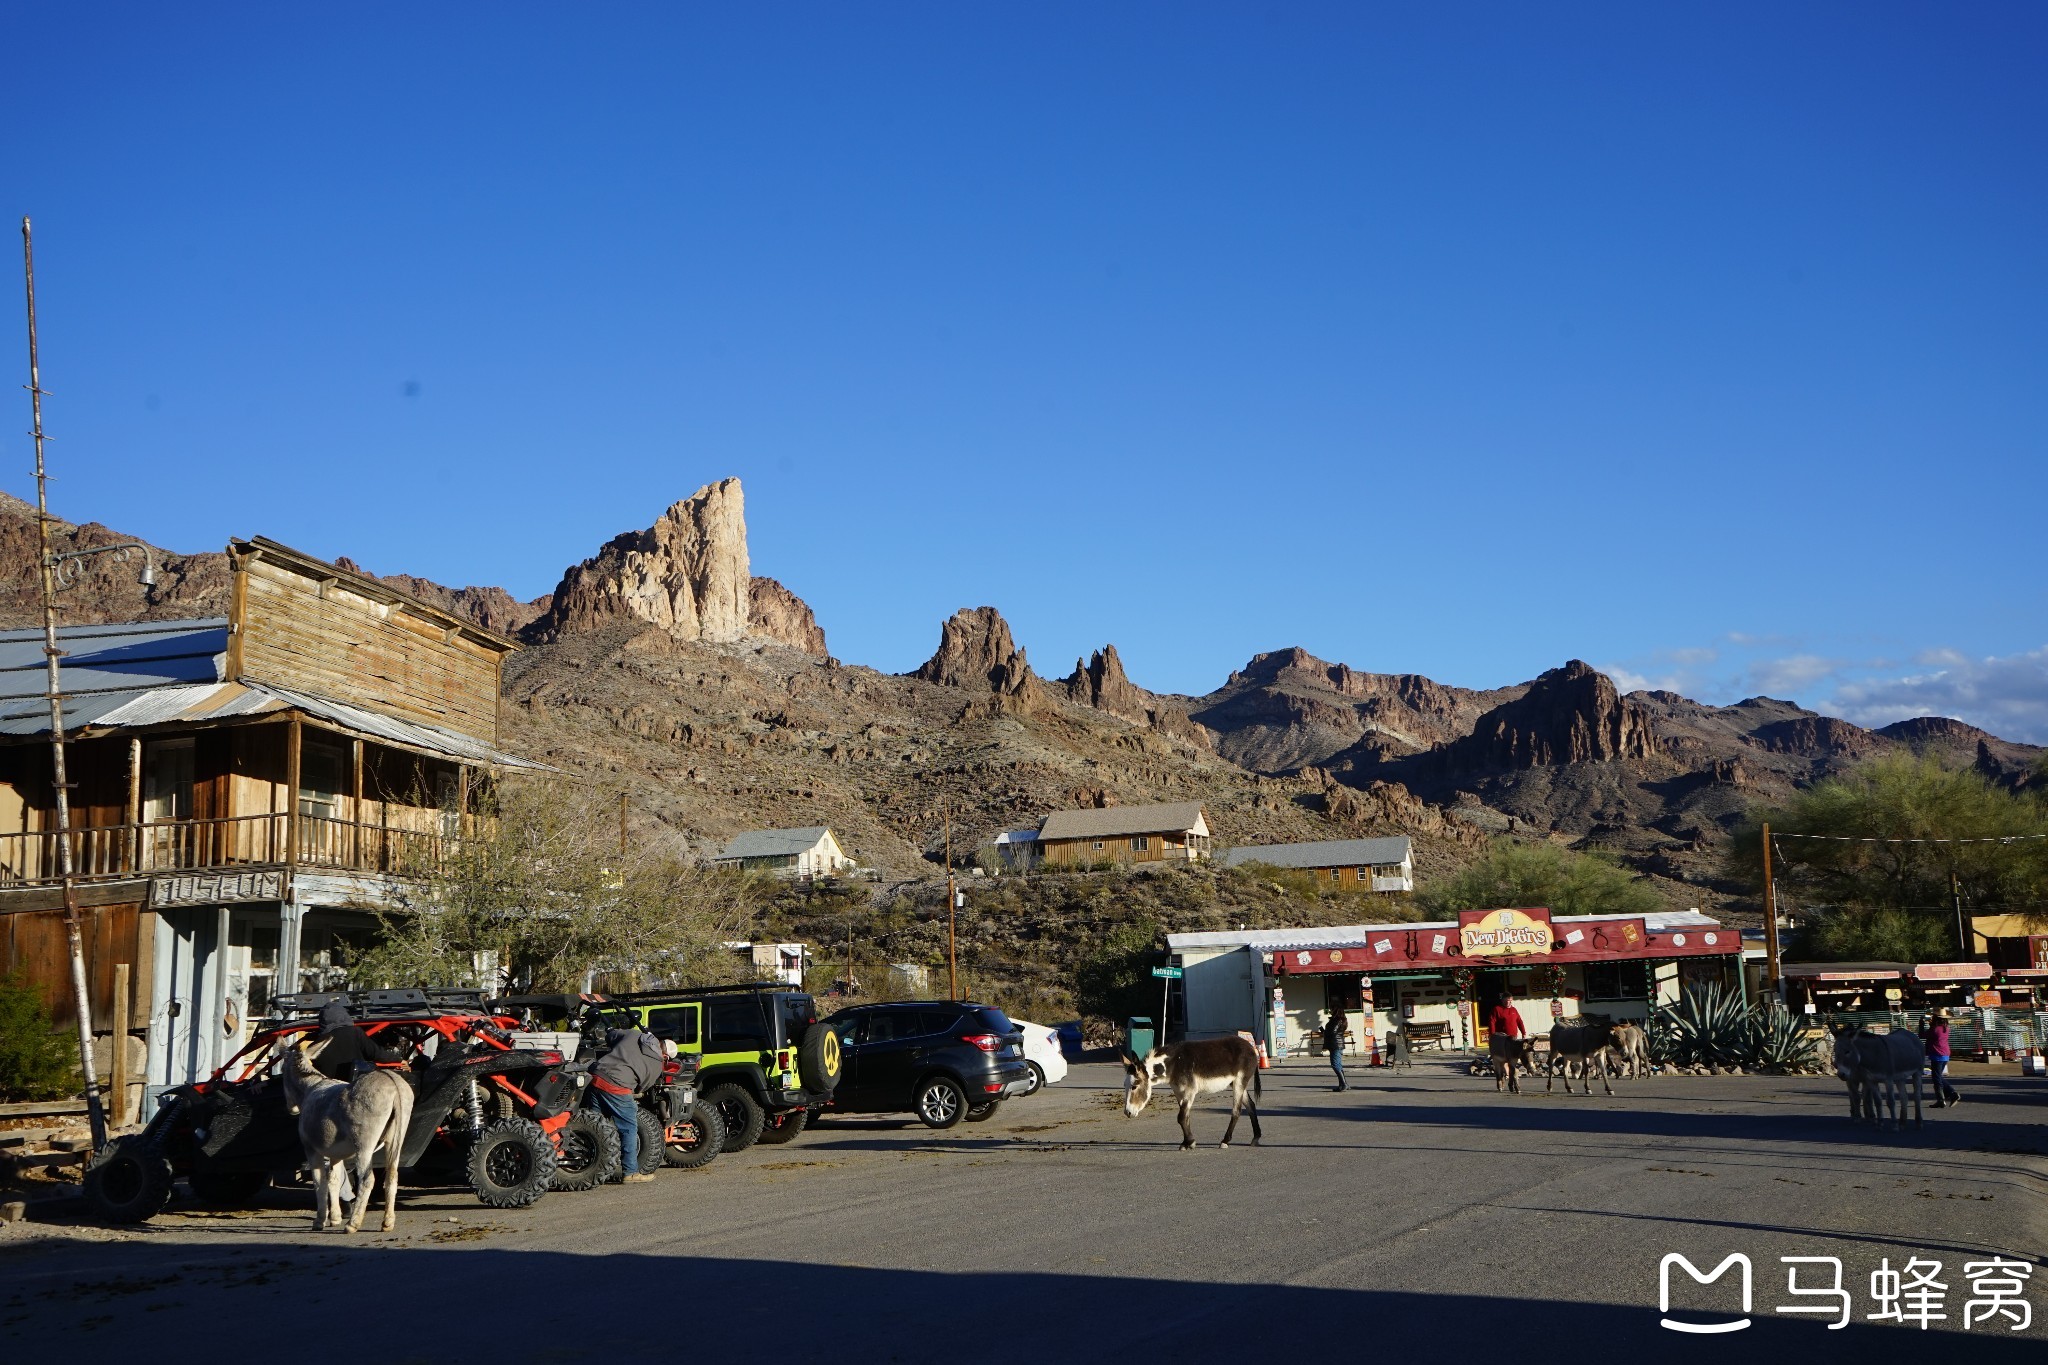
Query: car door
[
  {"left": 829, "top": 1011, "right": 869, "bottom": 1105},
  {"left": 853, "top": 1008, "right": 923, "bottom": 1109}
]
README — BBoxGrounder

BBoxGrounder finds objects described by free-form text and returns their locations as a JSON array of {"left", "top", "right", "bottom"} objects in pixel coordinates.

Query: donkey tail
[{"left": 1253, "top": 1064, "right": 1262, "bottom": 1098}]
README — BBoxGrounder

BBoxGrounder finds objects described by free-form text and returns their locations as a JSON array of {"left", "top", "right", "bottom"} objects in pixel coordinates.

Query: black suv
[{"left": 819, "top": 1001, "right": 1030, "bottom": 1129}]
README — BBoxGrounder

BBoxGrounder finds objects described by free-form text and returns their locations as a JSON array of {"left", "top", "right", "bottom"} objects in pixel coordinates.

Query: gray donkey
[{"left": 279, "top": 1037, "right": 416, "bottom": 1233}]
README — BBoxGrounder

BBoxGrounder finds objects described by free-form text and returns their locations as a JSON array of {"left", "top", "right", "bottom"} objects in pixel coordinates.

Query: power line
[{"left": 1769, "top": 832, "right": 2048, "bottom": 846}]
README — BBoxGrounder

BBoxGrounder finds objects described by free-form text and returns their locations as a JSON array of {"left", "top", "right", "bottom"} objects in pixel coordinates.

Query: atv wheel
[
  {"left": 755, "top": 1107, "right": 808, "bottom": 1145},
  {"left": 798, "top": 1020, "right": 842, "bottom": 1096},
  {"left": 187, "top": 1169, "right": 271, "bottom": 1207},
  {"left": 964, "top": 1100, "right": 1002, "bottom": 1124},
  {"left": 663, "top": 1100, "right": 725, "bottom": 1170},
  {"left": 466, "top": 1117, "right": 556, "bottom": 1208},
  {"left": 915, "top": 1076, "right": 967, "bottom": 1130},
  {"left": 634, "top": 1108, "right": 664, "bottom": 1175},
  {"left": 549, "top": 1109, "right": 622, "bottom": 1192},
  {"left": 82, "top": 1136, "right": 175, "bottom": 1224},
  {"left": 704, "top": 1083, "right": 767, "bottom": 1152}
]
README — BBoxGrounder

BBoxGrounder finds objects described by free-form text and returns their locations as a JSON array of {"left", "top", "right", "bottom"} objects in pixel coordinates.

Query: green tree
[
  {"left": 1073, "top": 917, "right": 1160, "bottom": 1022},
  {"left": 1419, "top": 840, "right": 1663, "bottom": 918},
  {"left": 0, "top": 973, "right": 79, "bottom": 1102},
  {"left": 1725, "top": 753, "right": 2048, "bottom": 958},
  {"left": 353, "top": 777, "right": 769, "bottom": 992}
]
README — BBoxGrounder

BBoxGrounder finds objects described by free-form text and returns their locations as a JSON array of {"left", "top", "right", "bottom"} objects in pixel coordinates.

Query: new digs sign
[{"left": 1458, "top": 907, "right": 1555, "bottom": 958}]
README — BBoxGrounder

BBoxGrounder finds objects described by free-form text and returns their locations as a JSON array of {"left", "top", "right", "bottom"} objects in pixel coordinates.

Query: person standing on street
[
  {"left": 1321, "top": 1010, "right": 1348, "bottom": 1091},
  {"left": 589, "top": 1025, "right": 667, "bottom": 1182},
  {"left": 1487, "top": 995, "right": 1526, "bottom": 1044},
  {"left": 1923, "top": 1013, "right": 1961, "bottom": 1108}
]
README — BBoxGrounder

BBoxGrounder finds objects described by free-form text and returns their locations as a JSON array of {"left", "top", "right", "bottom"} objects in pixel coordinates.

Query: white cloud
[
  {"left": 1745, "top": 654, "right": 1845, "bottom": 697},
  {"left": 1827, "top": 646, "right": 2048, "bottom": 745}
]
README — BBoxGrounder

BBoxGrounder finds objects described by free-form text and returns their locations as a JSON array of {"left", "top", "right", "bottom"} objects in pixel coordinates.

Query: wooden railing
[{"left": 0, "top": 812, "right": 463, "bottom": 887}]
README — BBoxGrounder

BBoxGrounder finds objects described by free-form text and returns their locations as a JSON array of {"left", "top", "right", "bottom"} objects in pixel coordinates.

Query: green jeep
[{"left": 607, "top": 984, "right": 841, "bottom": 1150}]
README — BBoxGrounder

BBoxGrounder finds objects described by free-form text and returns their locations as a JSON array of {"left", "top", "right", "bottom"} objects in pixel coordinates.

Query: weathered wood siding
[
  {"left": 233, "top": 553, "right": 504, "bottom": 739},
  {"left": 0, "top": 901, "right": 151, "bottom": 1031}
]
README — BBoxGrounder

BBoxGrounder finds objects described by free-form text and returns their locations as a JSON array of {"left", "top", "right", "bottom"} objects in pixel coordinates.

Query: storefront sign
[
  {"left": 149, "top": 869, "right": 288, "bottom": 908},
  {"left": 1973, "top": 990, "right": 2002, "bottom": 1008},
  {"left": 1915, "top": 962, "right": 1992, "bottom": 982},
  {"left": 1459, "top": 908, "right": 1555, "bottom": 958}
]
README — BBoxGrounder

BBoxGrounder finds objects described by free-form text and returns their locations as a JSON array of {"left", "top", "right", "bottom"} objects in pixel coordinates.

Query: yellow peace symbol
[{"left": 821, "top": 1029, "right": 841, "bottom": 1077}]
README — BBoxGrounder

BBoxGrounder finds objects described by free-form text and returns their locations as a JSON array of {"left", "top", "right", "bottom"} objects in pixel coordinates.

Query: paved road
[{"left": 5, "top": 1058, "right": 2045, "bottom": 1363}]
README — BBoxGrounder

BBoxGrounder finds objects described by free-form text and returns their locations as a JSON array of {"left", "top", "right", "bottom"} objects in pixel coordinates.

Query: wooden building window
[
  {"left": 1131, "top": 837, "right": 1149, "bottom": 852},
  {"left": 1092, "top": 841, "right": 1104, "bottom": 851},
  {"left": 1355, "top": 867, "right": 1370, "bottom": 881},
  {"left": 143, "top": 738, "right": 195, "bottom": 822},
  {"left": 300, "top": 738, "right": 349, "bottom": 820}
]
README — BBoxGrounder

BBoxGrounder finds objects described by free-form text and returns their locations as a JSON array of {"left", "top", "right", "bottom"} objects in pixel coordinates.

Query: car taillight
[
  {"left": 777, "top": 1050, "right": 792, "bottom": 1071},
  {"left": 962, "top": 1034, "right": 1000, "bottom": 1053}
]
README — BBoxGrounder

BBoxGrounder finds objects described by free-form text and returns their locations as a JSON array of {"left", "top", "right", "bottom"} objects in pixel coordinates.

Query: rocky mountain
[
  {"left": 527, "top": 479, "right": 827, "bottom": 655},
  {"left": 5, "top": 477, "right": 2040, "bottom": 924}
]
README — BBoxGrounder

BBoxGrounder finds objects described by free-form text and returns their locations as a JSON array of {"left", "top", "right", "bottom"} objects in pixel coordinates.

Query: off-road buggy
[
  {"left": 81, "top": 987, "right": 615, "bottom": 1223},
  {"left": 494, "top": 993, "right": 725, "bottom": 1172},
  {"left": 597, "top": 983, "right": 841, "bottom": 1152}
]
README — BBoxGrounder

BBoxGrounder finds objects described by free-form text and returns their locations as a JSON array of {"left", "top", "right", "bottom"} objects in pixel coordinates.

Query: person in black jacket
[
  {"left": 1321, "top": 1010, "right": 1348, "bottom": 1091},
  {"left": 311, "top": 1001, "right": 407, "bottom": 1081}
]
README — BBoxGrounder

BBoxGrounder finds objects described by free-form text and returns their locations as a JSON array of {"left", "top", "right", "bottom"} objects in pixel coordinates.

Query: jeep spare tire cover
[{"left": 799, "top": 1020, "right": 842, "bottom": 1095}]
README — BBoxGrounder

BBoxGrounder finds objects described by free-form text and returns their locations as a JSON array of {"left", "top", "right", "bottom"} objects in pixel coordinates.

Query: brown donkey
[{"left": 1121, "top": 1036, "right": 1263, "bottom": 1150}]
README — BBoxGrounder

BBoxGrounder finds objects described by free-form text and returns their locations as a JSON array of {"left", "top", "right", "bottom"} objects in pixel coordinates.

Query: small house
[
  {"left": 711, "top": 826, "right": 853, "bottom": 880},
  {"left": 1034, "top": 801, "right": 1210, "bottom": 868},
  {"left": 1222, "top": 836, "right": 1414, "bottom": 892}
]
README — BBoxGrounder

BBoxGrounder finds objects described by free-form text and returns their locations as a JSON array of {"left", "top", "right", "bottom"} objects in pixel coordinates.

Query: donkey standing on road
[
  {"left": 1546, "top": 1019, "right": 1618, "bottom": 1096},
  {"left": 1121, "top": 1036, "right": 1263, "bottom": 1150},
  {"left": 279, "top": 1037, "right": 416, "bottom": 1233},
  {"left": 1833, "top": 1025, "right": 1923, "bottom": 1131}
]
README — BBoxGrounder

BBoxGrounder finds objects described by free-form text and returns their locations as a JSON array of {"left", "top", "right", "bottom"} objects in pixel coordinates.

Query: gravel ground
[{"left": 4, "top": 1058, "right": 2044, "bottom": 1362}]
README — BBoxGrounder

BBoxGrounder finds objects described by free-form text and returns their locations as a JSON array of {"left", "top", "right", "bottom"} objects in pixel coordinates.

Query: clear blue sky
[{"left": 5, "top": 6, "right": 2044, "bottom": 738}]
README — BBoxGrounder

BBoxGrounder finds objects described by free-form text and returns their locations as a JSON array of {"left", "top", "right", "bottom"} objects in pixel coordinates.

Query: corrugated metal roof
[
  {"left": 1170, "top": 908, "right": 1723, "bottom": 953},
  {"left": 1222, "top": 836, "right": 1412, "bottom": 870},
  {"left": 0, "top": 618, "right": 228, "bottom": 734},
  {"left": 0, "top": 618, "right": 541, "bottom": 769},
  {"left": 1038, "top": 801, "right": 1206, "bottom": 841},
  {"left": 715, "top": 826, "right": 834, "bottom": 860}
]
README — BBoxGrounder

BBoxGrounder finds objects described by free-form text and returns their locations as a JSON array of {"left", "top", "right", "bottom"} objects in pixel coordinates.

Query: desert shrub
[
  {"left": 1421, "top": 840, "right": 1661, "bottom": 918},
  {"left": 1074, "top": 917, "right": 1160, "bottom": 1022},
  {"left": 0, "top": 973, "right": 79, "bottom": 1102}
]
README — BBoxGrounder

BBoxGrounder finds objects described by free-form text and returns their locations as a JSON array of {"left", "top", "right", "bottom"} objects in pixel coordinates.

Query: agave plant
[
  {"left": 1750, "top": 1006, "right": 1824, "bottom": 1072},
  {"left": 1651, "top": 982, "right": 1757, "bottom": 1069}
]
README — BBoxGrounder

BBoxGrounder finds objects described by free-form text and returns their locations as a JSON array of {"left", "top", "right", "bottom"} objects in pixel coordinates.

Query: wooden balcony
[{"left": 0, "top": 812, "right": 462, "bottom": 889}]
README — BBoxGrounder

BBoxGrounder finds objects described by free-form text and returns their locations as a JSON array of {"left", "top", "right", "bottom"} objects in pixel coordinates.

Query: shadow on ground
[{"left": 4, "top": 1248, "right": 2039, "bottom": 1362}]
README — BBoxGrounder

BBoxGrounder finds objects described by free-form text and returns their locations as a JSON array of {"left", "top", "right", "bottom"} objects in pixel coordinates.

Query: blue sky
[{"left": 4, "top": 6, "right": 2044, "bottom": 739}]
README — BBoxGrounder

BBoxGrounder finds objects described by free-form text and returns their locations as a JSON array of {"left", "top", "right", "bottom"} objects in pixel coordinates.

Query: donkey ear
[{"left": 1118, "top": 1049, "right": 1140, "bottom": 1072}]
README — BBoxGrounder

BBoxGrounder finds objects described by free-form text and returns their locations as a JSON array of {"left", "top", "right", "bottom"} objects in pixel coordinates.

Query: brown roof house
[
  {"left": 1033, "top": 801, "right": 1211, "bottom": 868},
  {"left": 0, "top": 538, "right": 539, "bottom": 1101}
]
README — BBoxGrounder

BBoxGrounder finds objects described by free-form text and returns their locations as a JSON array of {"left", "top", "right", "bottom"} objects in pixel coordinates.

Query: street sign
[{"left": 1151, "top": 966, "right": 1184, "bottom": 979}]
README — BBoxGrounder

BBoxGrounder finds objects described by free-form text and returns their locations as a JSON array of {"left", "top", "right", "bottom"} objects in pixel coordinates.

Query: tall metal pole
[
  {"left": 1760, "top": 822, "right": 1780, "bottom": 996},
  {"left": 944, "top": 804, "right": 958, "bottom": 1000},
  {"left": 22, "top": 217, "right": 107, "bottom": 1147},
  {"left": 1951, "top": 869, "right": 1967, "bottom": 961}
]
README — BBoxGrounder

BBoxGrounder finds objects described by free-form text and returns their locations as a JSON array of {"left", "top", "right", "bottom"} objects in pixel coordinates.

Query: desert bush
[
  {"left": 1421, "top": 840, "right": 1661, "bottom": 918},
  {"left": 0, "top": 973, "right": 79, "bottom": 1102}
]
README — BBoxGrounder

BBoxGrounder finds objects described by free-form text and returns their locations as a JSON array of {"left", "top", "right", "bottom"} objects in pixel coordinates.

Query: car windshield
[{"left": 969, "top": 1007, "right": 1016, "bottom": 1035}]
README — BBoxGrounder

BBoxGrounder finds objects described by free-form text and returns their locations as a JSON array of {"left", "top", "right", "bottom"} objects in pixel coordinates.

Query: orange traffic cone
[{"left": 1255, "top": 1041, "right": 1270, "bottom": 1069}]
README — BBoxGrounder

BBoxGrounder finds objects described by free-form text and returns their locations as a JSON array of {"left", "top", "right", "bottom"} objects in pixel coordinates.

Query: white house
[{"left": 711, "top": 826, "right": 854, "bottom": 880}]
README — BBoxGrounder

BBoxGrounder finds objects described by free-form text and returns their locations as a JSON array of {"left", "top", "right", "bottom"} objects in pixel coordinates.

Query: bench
[{"left": 1402, "top": 1021, "right": 1452, "bottom": 1051}]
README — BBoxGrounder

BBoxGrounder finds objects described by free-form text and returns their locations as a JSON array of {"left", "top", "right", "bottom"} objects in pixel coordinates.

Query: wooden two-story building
[
  {"left": 0, "top": 538, "right": 540, "bottom": 1097},
  {"left": 1032, "top": 801, "right": 1212, "bottom": 868}
]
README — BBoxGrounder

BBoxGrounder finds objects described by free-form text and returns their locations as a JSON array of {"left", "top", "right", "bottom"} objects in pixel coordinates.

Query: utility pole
[
  {"left": 618, "top": 791, "right": 628, "bottom": 857},
  {"left": 944, "top": 804, "right": 959, "bottom": 1000},
  {"left": 22, "top": 217, "right": 107, "bottom": 1148},
  {"left": 1951, "top": 869, "right": 1968, "bottom": 961},
  {"left": 1760, "top": 822, "right": 1781, "bottom": 996}
]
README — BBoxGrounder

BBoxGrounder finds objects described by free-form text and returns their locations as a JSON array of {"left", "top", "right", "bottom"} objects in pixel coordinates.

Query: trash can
[{"left": 1126, "top": 1017, "right": 1156, "bottom": 1056}]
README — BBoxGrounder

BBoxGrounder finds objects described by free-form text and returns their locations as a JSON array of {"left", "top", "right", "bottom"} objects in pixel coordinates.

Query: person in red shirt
[{"left": 1488, "top": 995, "right": 1526, "bottom": 1040}]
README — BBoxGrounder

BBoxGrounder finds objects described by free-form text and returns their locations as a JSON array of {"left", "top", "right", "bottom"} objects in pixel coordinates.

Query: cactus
[{"left": 1648, "top": 985, "right": 1822, "bottom": 1073}]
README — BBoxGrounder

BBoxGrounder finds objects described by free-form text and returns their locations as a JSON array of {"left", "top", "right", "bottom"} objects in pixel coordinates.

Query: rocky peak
[
  {"left": 1430, "top": 660, "right": 1660, "bottom": 773},
  {"left": 913, "top": 607, "right": 1037, "bottom": 697},
  {"left": 527, "top": 479, "right": 826, "bottom": 655},
  {"left": 1064, "top": 645, "right": 1149, "bottom": 721}
]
